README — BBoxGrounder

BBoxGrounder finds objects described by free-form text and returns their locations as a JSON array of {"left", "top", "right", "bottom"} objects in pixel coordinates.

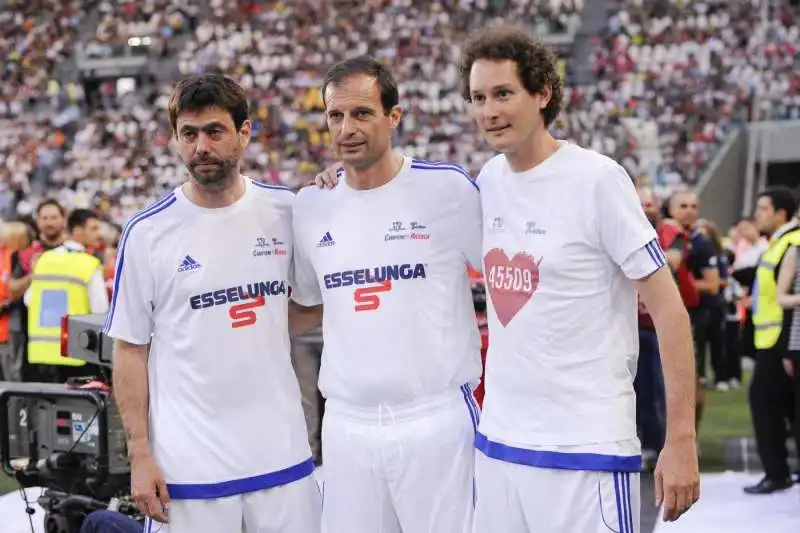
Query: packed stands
[
  {"left": 1, "top": 0, "right": 799, "bottom": 226},
  {"left": 594, "top": 0, "right": 800, "bottom": 193}
]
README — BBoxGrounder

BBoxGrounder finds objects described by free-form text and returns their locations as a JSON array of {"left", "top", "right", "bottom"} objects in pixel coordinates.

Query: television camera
[{"left": 0, "top": 314, "right": 136, "bottom": 533}]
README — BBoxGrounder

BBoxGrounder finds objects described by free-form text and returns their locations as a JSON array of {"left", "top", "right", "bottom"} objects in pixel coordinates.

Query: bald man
[{"left": 669, "top": 191, "right": 723, "bottom": 435}]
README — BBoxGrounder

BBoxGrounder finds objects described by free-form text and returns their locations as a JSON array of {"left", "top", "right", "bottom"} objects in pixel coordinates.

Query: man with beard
[
  {"left": 104, "top": 74, "right": 321, "bottom": 533},
  {"left": 9, "top": 199, "right": 67, "bottom": 380}
]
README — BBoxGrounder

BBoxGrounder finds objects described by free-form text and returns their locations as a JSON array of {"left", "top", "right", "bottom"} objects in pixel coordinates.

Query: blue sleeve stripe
[
  {"left": 103, "top": 193, "right": 177, "bottom": 334},
  {"left": 652, "top": 239, "right": 667, "bottom": 264},
  {"left": 614, "top": 473, "right": 625, "bottom": 533},
  {"left": 410, "top": 161, "right": 479, "bottom": 192},
  {"left": 645, "top": 239, "right": 666, "bottom": 268},
  {"left": 251, "top": 179, "right": 292, "bottom": 192}
]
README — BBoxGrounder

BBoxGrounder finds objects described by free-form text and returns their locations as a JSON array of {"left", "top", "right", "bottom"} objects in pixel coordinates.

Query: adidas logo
[
  {"left": 177, "top": 255, "right": 202, "bottom": 273},
  {"left": 317, "top": 231, "right": 335, "bottom": 248}
]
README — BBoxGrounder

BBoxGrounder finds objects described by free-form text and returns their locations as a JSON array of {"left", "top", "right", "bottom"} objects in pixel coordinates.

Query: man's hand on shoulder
[{"left": 311, "top": 162, "right": 343, "bottom": 189}]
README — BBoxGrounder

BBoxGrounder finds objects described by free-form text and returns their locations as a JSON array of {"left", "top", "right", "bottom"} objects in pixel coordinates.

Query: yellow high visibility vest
[
  {"left": 28, "top": 249, "right": 101, "bottom": 366},
  {"left": 753, "top": 225, "right": 800, "bottom": 350}
]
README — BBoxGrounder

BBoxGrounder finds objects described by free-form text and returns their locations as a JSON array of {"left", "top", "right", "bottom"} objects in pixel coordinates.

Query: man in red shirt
[{"left": 636, "top": 188, "right": 696, "bottom": 468}]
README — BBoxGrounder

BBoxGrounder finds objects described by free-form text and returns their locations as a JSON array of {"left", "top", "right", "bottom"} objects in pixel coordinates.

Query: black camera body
[{"left": 1, "top": 314, "right": 137, "bottom": 533}]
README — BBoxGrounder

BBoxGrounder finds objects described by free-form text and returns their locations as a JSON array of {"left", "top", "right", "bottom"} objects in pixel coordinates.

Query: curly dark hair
[{"left": 459, "top": 25, "right": 564, "bottom": 127}]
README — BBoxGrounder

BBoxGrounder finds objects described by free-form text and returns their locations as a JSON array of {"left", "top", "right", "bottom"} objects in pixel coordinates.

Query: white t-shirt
[
  {"left": 292, "top": 156, "right": 483, "bottom": 407},
  {"left": 103, "top": 177, "right": 313, "bottom": 498},
  {"left": 476, "top": 142, "right": 664, "bottom": 472}
]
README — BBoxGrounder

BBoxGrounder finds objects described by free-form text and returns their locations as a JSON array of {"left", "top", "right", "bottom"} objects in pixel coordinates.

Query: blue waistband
[
  {"left": 475, "top": 432, "right": 642, "bottom": 473},
  {"left": 166, "top": 457, "right": 315, "bottom": 500}
]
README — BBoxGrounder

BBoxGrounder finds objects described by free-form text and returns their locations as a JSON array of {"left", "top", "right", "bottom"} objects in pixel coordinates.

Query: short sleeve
[
  {"left": 290, "top": 206, "right": 323, "bottom": 307},
  {"left": 690, "top": 235, "right": 715, "bottom": 272},
  {"left": 455, "top": 175, "right": 483, "bottom": 270},
  {"left": 595, "top": 163, "right": 662, "bottom": 280},
  {"left": 102, "top": 224, "right": 154, "bottom": 344}
]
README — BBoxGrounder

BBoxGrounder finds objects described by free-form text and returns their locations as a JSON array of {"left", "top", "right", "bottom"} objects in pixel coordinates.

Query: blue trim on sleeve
[
  {"left": 645, "top": 239, "right": 666, "bottom": 268},
  {"left": 166, "top": 457, "right": 315, "bottom": 500},
  {"left": 103, "top": 193, "right": 176, "bottom": 334},
  {"left": 475, "top": 432, "right": 642, "bottom": 473},
  {"left": 251, "top": 179, "right": 293, "bottom": 192},
  {"left": 410, "top": 159, "right": 479, "bottom": 191}
]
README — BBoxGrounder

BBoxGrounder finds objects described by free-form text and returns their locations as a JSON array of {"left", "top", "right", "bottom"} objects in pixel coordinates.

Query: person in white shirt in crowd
[
  {"left": 460, "top": 26, "right": 699, "bottom": 532},
  {"left": 104, "top": 73, "right": 321, "bottom": 533},
  {"left": 294, "top": 55, "right": 483, "bottom": 533}
]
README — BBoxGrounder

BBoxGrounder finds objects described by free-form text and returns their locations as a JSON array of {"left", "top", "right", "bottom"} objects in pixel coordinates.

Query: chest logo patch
[{"left": 483, "top": 248, "right": 543, "bottom": 327}]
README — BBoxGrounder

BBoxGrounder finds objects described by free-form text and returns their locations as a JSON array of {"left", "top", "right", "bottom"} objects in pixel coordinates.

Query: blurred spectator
[
  {"left": 24, "top": 204, "right": 109, "bottom": 383},
  {"left": 745, "top": 186, "right": 799, "bottom": 495}
]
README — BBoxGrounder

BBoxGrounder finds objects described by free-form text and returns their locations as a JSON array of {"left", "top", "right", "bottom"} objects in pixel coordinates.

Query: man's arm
[
  {"left": 595, "top": 164, "right": 699, "bottom": 522},
  {"left": 663, "top": 233, "right": 686, "bottom": 272},
  {"left": 9, "top": 259, "right": 30, "bottom": 301},
  {"left": 636, "top": 267, "right": 700, "bottom": 520},
  {"left": 112, "top": 339, "right": 170, "bottom": 522},
  {"left": 692, "top": 238, "right": 721, "bottom": 295},
  {"left": 455, "top": 171, "right": 483, "bottom": 270},
  {"left": 289, "top": 302, "right": 322, "bottom": 336},
  {"left": 112, "top": 340, "right": 151, "bottom": 460},
  {"left": 695, "top": 266, "right": 721, "bottom": 295},
  {"left": 776, "top": 245, "right": 800, "bottom": 308},
  {"left": 104, "top": 222, "right": 169, "bottom": 522}
]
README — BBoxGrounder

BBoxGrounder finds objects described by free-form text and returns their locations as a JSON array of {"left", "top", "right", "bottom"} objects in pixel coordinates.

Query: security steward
[
  {"left": 746, "top": 186, "right": 800, "bottom": 495},
  {"left": 25, "top": 213, "right": 109, "bottom": 384}
]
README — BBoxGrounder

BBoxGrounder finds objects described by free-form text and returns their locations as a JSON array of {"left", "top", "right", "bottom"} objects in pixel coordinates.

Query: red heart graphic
[{"left": 483, "top": 248, "right": 542, "bottom": 327}]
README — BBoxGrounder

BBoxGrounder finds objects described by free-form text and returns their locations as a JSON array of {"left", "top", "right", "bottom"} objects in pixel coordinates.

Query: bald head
[
  {"left": 637, "top": 187, "right": 660, "bottom": 223},
  {"left": 669, "top": 191, "right": 700, "bottom": 228}
]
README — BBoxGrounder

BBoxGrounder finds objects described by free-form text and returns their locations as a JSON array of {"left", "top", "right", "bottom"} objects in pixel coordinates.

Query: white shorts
[
  {"left": 143, "top": 475, "right": 321, "bottom": 533},
  {"left": 321, "top": 385, "right": 480, "bottom": 533},
  {"left": 473, "top": 452, "right": 640, "bottom": 533}
]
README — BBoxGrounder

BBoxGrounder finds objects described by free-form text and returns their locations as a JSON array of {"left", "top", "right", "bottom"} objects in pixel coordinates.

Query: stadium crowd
[
  {"left": 0, "top": 0, "right": 799, "bottom": 227},
  {"left": 0, "top": 3, "right": 799, "bottom": 532}
]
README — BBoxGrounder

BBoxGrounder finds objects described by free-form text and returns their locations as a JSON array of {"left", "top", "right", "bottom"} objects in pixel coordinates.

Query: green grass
[
  {"left": 0, "top": 471, "right": 20, "bottom": 496},
  {"left": 697, "top": 372, "right": 754, "bottom": 472}
]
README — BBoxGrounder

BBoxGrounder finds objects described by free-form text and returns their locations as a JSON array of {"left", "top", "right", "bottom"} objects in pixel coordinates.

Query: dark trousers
[
  {"left": 691, "top": 305, "right": 727, "bottom": 382},
  {"left": 725, "top": 319, "right": 742, "bottom": 382},
  {"left": 80, "top": 510, "right": 143, "bottom": 533},
  {"left": 635, "top": 329, "right": 666, "bottom": 453},
  {"left": 749, "top": 348, "right": 796, "bottom": 481},
  {"left": 741, "top": 311, "right": 756, "bottom": 359}
]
